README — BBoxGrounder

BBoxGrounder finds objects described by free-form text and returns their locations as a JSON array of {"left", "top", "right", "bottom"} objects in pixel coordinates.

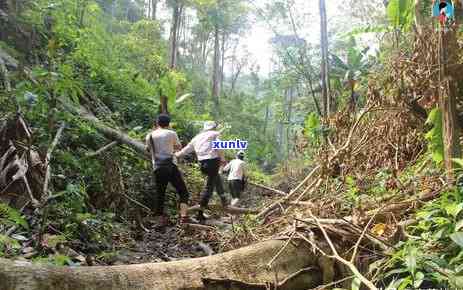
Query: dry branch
[
  {"left": 257, "top": 165, "right": 320, "bottom": 218},
  {"left": 86, "top": 141, "right": 119, "bottom": 157},
  {"left": 42, "top": 123, "right": 66, "bottom": 205},
  {"left": 249, "top": 181, "right": 288, "bottom": 196},
  {"left": 188, "top": 204, "right": 258, "bottom": 215},
  {"left": 308, "top": 210, "right": 378, "bottom": 290}
]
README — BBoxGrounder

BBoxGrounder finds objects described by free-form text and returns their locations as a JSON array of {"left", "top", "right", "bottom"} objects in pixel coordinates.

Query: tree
[
  {"left": 168, "top": 0, "right": 185, "bottom": 69},
  {"left": 439, "top": 11, "right": 461, "bottom": 181},
  {"left": 330, "top": 37, "right": 370, "bottom": 112},
  {"left": 211, "top": 17, "right": 221, "bottom": 114},
  {"left": 319, "top": 0, "right": 330, "bottom": 117}
]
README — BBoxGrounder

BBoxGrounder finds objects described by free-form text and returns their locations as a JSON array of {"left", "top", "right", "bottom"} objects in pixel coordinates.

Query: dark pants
[
  {"left": 199, "top": 158, "right": 227, "bottom": 208},
  {"left": 228, "top": 180, "right": 244, "bottom": 199},
  {"left": 153, "top": 162, "right": 189, "bottom": 216}
]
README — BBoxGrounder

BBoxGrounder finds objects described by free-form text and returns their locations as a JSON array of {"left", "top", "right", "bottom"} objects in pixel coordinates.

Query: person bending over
[
  {"left": 175, "top": 121, "right": 227, "bottom": 223},
  {"left": 145, "top": 114, "right": 190, "bottom": 226},
  {"left": 223, "top": 151, "right": 247, "bottom": 206}
]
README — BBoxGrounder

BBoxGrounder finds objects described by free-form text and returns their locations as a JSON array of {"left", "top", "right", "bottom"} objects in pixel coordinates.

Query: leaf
[
  {"left": 450, "top": 232, "right": 463, "bottom": 247},
  {"left": 371, "top": 223, "right": 387, "bottom": 236},
  {"left": 398, "top": 276, "right": 413, "bottom": 290},
  {"left": 446, "top": 203, "right": 463, "bottom": 218},
  {"left": 405, "top": 247, "right": 417, "bottom": 274},
  {"left": 384, "top": 267, "right": 408, "bottom": 278},
  {"left": 11, "top": 234, "right": 28, "bottom": 241},
  {"left": 453, "top": 158, "right": 463, "bottom": 168},
  {"left": 414, "top": 271, "right": 425, "bottom": 288},
  {"left": 53, "top": 254, "right": 71, "bottom": 266},
  {"left": 449, "top": 275, "right": 463, "bottom": 288},
  {"left": 175, "top": 93, "right": 192, "bottom": 104},
  {"left": 0, "top": 203, "right": 28, "bottom": 230},
  {"left": 387, "top": 0, "right": 415, "bottom": 29}
]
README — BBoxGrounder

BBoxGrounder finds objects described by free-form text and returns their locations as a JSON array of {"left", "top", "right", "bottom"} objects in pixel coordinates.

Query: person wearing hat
[
  {"left": 175, "top": 121, "right": 228, "bottom": 223},
  {"left": 145, "top": 114, "right": 190, "bottom": 226},
  {"left": 222, "top": 151, "right": 247, "bottom": 206}
]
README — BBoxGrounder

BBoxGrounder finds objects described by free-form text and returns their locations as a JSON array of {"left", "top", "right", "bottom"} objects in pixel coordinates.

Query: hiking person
[
  {"left": 175, "top": 121, "right": 228, "bottom": 223},
  {"left": 223, "top": 151, "right": 247, "bottom": 206},
  {"left": 145, "top": 114, "right": 190, "bottom": 226}
]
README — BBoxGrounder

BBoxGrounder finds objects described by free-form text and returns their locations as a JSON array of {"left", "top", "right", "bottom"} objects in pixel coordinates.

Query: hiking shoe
[
  {"left": 196, "top": 211, "right": 207, "bottom": 224},
  {"left": 179, "top": 216, "right": 195, "bottom": 225},
  {"left": 231, "top": 198, "right": 240, "bottom": 207}
]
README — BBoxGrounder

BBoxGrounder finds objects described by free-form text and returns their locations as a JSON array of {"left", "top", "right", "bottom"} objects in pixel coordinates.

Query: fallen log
[
  {"left": 202, "top": 267, "right": 318, "bottom": 290},
  {"left": 62, "top": 103, "right": 148, "bottom": 157},
  {"left": 0, "top": 240, "right": 322, "bottom": 290}
]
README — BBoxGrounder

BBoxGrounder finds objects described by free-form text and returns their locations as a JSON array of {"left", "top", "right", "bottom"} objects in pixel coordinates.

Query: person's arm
[
  {"left": 222, "top": 161, "right": 231, "bottom": 172},
  {"left": 175, "top": 138, "right": 195, "bottom": 157},
  {"left": 145, "top": 133, "right": 151, "bottom": 153},
  {"left": 173, "top": 132, "right": 182, "bottom": 151}
]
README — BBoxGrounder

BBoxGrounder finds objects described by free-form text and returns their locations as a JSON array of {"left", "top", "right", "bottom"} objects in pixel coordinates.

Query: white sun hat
[{"left": 203, "top": 121, "right": 218, "bottom": 131}]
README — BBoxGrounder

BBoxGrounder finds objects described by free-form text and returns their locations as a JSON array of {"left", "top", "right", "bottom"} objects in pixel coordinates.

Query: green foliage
[
  {"left": 0, "top": 202, "right": 29, "bottom": 230},
  {"left": 32, "top": 254, "right": 73, "bottom": 266},
  {"left": 345, "top": 176, "right": 360, "bottom": 205},
  {"left": 387, "top": 0, "right": 415, "bottom": 30},
  {"left": 378, "top": 189, "right": 463, "bottom": 289},
  {"left": 0, "top": 234, "right": 21, "bottom": 257},
  {"left": 425, "top": 108, "right": 444, "bottom": 166},
  {"left": 304, "top": 112, "right": 321, "bottom": 146}
]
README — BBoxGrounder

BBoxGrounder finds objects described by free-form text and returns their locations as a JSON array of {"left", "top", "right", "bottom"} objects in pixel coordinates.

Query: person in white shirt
[
  {"left": 223, "top": 151, "right": 246, "bottom": 206},
  {"left": 175, "top": 121, "right": 227, "bottom": 223},
  {"left": 145, "top": 114, "right": 190, "bottom": 226}
]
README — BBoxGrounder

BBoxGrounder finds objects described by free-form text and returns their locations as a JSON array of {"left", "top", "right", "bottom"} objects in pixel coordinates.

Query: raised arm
[
  {"left": 173, "top": 132, "right": 182, "bottom": 151},
  {"left": 223, "top": 161, "right": 231, "bottom": 172},
  {"left": 145, "top": 133, "right": 152, "bottom": 153},
  {"left": 175, "top": 138, "right": 195, "bottom": 157}
]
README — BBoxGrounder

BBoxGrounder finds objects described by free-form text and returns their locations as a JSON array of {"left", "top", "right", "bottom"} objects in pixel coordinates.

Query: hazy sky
[
  {"left": 239, "top": 0, "right": 349, "bottom": 76},
  {"left": 156, "top": 0, "right": 354, "bottom": 76}
]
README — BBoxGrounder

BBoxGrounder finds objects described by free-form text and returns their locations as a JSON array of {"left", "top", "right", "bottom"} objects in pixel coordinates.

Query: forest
[{"left": 1, "top": 0, "right": 463, "bottom": 289}]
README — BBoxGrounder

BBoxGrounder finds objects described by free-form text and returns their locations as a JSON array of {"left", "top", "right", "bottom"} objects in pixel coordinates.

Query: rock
[
  {"left": 74, "top": 255, "right": 86, "bottom": 263},
  {"left": 22, "top": 247, "right": 35, "bottom": 254},
  {"left": 11, "top": 234, "right": 28, "bottom": 241},
  {"left": 22, "top": 251, "right": 37, "bottom": 259}
]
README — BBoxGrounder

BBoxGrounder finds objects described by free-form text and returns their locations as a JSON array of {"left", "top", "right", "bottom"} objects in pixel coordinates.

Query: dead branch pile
[
  {"left": 0, "top": 114, "right": 44, "bottom": 209},
  {"left": 239, "top": 31, "right": 457, "bottom": 287}
]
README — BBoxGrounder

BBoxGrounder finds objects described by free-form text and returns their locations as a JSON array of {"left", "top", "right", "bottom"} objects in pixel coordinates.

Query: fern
[{"left": 0, "top": 202, "right": 28, "bottom": 230}]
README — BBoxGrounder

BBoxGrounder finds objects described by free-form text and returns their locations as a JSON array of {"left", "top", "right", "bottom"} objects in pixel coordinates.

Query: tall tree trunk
[
  {"left": 286, "top": 87, "right": 294, "bottom": 158},
  {"left": 220, "top": 31, "right": 226, "bottom": 93},
  {"left": 151, "top": 0, "right": 158, "bottom": 20},
  {"left": 319, "top": 0, "right": 329, "bottom": 117},
  {"left": 169, "top": 0, "right": 183, "bottom": 69},
  {"left": 439, "top": 26, "right": 461, "bottom": 181},
  {"left": 159, "top": 95, "right": 169, "bottom": 115},
  {"left": 211, "top": 23, "right": 221, "bottom": 116},
  {"left": 307, "top": 80, "right": 322, "bottom": 117},
  {"left": 263, "top": 104, "right": 269, "bottom": 136}
]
